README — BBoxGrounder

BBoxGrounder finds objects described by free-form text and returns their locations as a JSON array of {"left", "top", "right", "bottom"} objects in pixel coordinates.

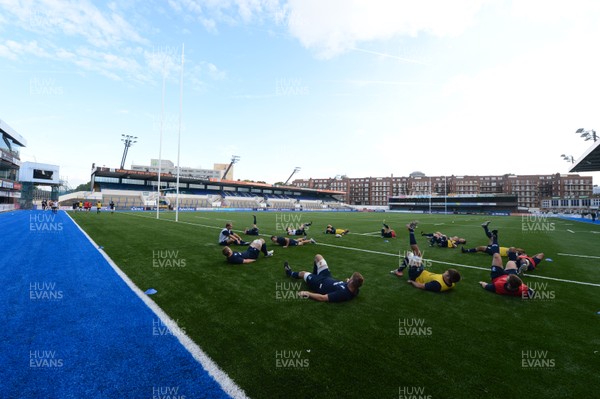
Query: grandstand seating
[
  {"left": 324, "top": 201, "right": 352, "bottom": 210},
  {"left": 298, "top": 199, "right": 324, "bottom": 210},
  {"left": 221, "top": 195, "right": 262, "bottom": 209},
  {"left": 266, "top": 198, "right": 296, "bottom": 209},
  {"left": 59, "top": 184, "right": 347, "bottom": 211},
  {"left": 166, "top": 194, "right": 218, "bottom": 208}
]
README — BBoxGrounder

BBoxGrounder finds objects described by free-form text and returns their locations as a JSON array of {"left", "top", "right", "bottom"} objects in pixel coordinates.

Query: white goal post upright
[{"left": 175, "top": 44, "right": 184, "bottom": 222}]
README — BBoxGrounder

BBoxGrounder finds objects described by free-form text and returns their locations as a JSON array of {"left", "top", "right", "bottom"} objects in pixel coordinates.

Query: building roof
[
  {"left": 570, "top": 140, "right": 600, "bottom": 172},
  {"left": 0, "top": 118, "right": 27, "bottom": 147},
  {"left": 92, "top": 166, "right": 345, "bottom": 196}
]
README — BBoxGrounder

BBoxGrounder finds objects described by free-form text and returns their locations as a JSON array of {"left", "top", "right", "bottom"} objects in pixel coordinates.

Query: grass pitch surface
[{"left": 70, "top": 210, "right": 600, "bottom": 399}]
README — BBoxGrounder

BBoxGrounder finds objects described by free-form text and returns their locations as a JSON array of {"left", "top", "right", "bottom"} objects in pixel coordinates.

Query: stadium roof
[
  {"left": 92, "top": 166, "right": 346, "bottom": 196},
  {"left": 570, "top": 140, "right": 600, "bottom": 172},
  {"left": 0, "top": 118, "right": 27, "bottom": 147}
]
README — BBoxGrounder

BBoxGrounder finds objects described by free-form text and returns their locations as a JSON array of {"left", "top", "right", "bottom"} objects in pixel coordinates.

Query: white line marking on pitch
[
  {"left": 118, "top": 212, "right": 600, "bottom": 288},
  {"left": 195, "top": 216, "right": 232, "bottom": 222},
  {"left": 567, "top": 229, "right": 575, "bottom": 233},
  {"left": 557, "top": 253, "right": 600, "bottom": 259},
  {"left": 67, "top": 212, "right": 249, "bottom": 399}
]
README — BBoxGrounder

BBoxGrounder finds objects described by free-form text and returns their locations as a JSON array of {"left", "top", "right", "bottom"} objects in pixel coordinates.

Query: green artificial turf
[{"left": 69, "top": 211, "right": 600, "bottom": 399}]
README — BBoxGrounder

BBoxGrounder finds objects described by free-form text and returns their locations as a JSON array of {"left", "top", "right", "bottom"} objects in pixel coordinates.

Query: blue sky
[{"left": 1, "top": 0, "right": 599, "bottom": 188}]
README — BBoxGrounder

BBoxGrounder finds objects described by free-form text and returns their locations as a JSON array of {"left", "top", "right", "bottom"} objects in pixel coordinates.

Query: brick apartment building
[{"left": 292, "top": 172, "right": 594, "bottom": 209}]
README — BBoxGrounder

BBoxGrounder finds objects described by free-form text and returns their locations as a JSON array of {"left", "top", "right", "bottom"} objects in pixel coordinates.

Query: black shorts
[
  {"left": 246, "top": 247, "right": 260, "bottom": 260},
  {"left": 408, "top": 265, "right": 425, "bottom": 281},
  {"left": 305, "top": 269, "right": 332, "bottom": 292},
  {"left": 484, "top": 244, "right": 499, "bottom": 255},
  {"left": 490, "top": 266, "right": 517, "bottom": 280}
]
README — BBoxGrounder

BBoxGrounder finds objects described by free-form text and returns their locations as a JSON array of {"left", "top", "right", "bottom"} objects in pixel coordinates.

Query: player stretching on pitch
[
  {"left": 508, "top": 248, "right": 545, "bottom": 274},
  {"left": 461, "top": 221, "right": 524, "bottom": 256},
  {"left": 381, "top": 221, "right": 396, "bottom": 238},
  {"left": 390, "top": 221, "right": 461, "bottom": 292},
  {"left": 219, "top": 222, "right": 249, "bottom": 246},
  {"left": 287, "top": 222, "right": 312, "bottom": 236},
  {"left": 325, "top": 225, "right": 350, "bottom": 236},
  {"left": 222, "top": 238, "right": 273, "bottom": 264},
  {"left": 479, "top": 250, "right": 534, "bottom": 298},
  {"left": 270, "top": 236, "right": 316, "bottom": 248},
  {"left": 244, "top": 215, "right": 259, "bottom": 236},
  {"left": 421, "top": 231, "right": 466, "bottom": 248},
  {"left": 283, "top": 254, "right": 363, "bottom": 302}
]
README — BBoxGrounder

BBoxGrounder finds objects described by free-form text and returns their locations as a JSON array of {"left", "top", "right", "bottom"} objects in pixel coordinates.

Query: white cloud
[
  {"left": 0, "top": 40, "right": 52, "bottom": 60},
  {"left": 0, "top": 43, "right": 17, "bottom": 60},
  {"left": 188, "top": 61, "right": 227, "bottom": 91},
  {"left": 371, "top": 27, "right": 600, "bottom": 177},
  {"left": 166, "top": 0, "right": 284, "bottom": 29},
  {"left": 286, "top": 0, "right": 487, "bottom": 58},
  {"left": 510, "top": 0, "right": 600, "bottom": 24},
  {"left": 0, "top": 0, "right": 147, "bottom": 47}
]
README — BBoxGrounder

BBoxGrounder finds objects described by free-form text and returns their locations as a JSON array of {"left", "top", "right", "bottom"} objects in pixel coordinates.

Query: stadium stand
[
  {"left": 221, "top": 195, "right": 262, "bottom": 209},
  {"left": 298, "top": 199, "right": 323, "bottom": 210},
  {"left": 324, "top": 201, "right": 352, "bottom": 210},
  {"left": 266, "top": 198, "right": 296, "bottom": 209},
  {"left": 58, "top": 166, "right": 348, "bottom": 211}
]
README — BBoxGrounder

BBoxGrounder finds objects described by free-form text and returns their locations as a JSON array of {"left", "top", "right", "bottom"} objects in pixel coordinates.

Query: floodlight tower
[
  {"left": 575, "top": 128, "right": 598, "bottom": 142},
  {"left": 561, "top": 154, "right": 575, "bottom": 164},
  {"left": 222, "top": 155, "right": 240, "bottom": 180},
  {"left": 283, "top": 167, "right": 301, "bottom": 185},
  {"left": 120, "top": 134, "right": 138, "bottom": 169}
]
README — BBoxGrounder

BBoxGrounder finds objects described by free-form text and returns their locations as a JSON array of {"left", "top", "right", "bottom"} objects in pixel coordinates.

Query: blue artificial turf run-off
[{"left": 0, "top": 210, "right": 233, "bottom": 399}]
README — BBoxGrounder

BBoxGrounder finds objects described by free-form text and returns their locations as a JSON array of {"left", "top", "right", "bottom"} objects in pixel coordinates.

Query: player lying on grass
[
  {"left": 219, "top": 222, "right": 249, "bottom": 246},
  {"left": 222, "top": 239, "right": 273, "bottom": 264},
  {"left": 508, "top": 248, "right": 545, "bottom": 274},
  {"left": 283, "top": 254, "right": 363, "bottom": 302},
  {"left": 325, "top": 225, "right": 350, "bottom": 236},
  {"left": 381, "top": 221, "right": 396, "bottom": 238},
  {"left": 270, "top": 236, "right": 316, "bottom": 248},
  {"left": 461, "top": 221, "right": 524, "bottom": 256},
  {"left": 479, "top": 251, "right": 534, "bottom": 298},
  {"left": 390, "top": 222, "right": 461, "bottom": 292},
  {"left": 244, "top": 215, "right": 259, "bottom": 236},
  {"left": 287, "top": 222, "right": 312, "bottom": 236},
  {"left": 421, "top": 231, "right": 466, "bottom": 248}
]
